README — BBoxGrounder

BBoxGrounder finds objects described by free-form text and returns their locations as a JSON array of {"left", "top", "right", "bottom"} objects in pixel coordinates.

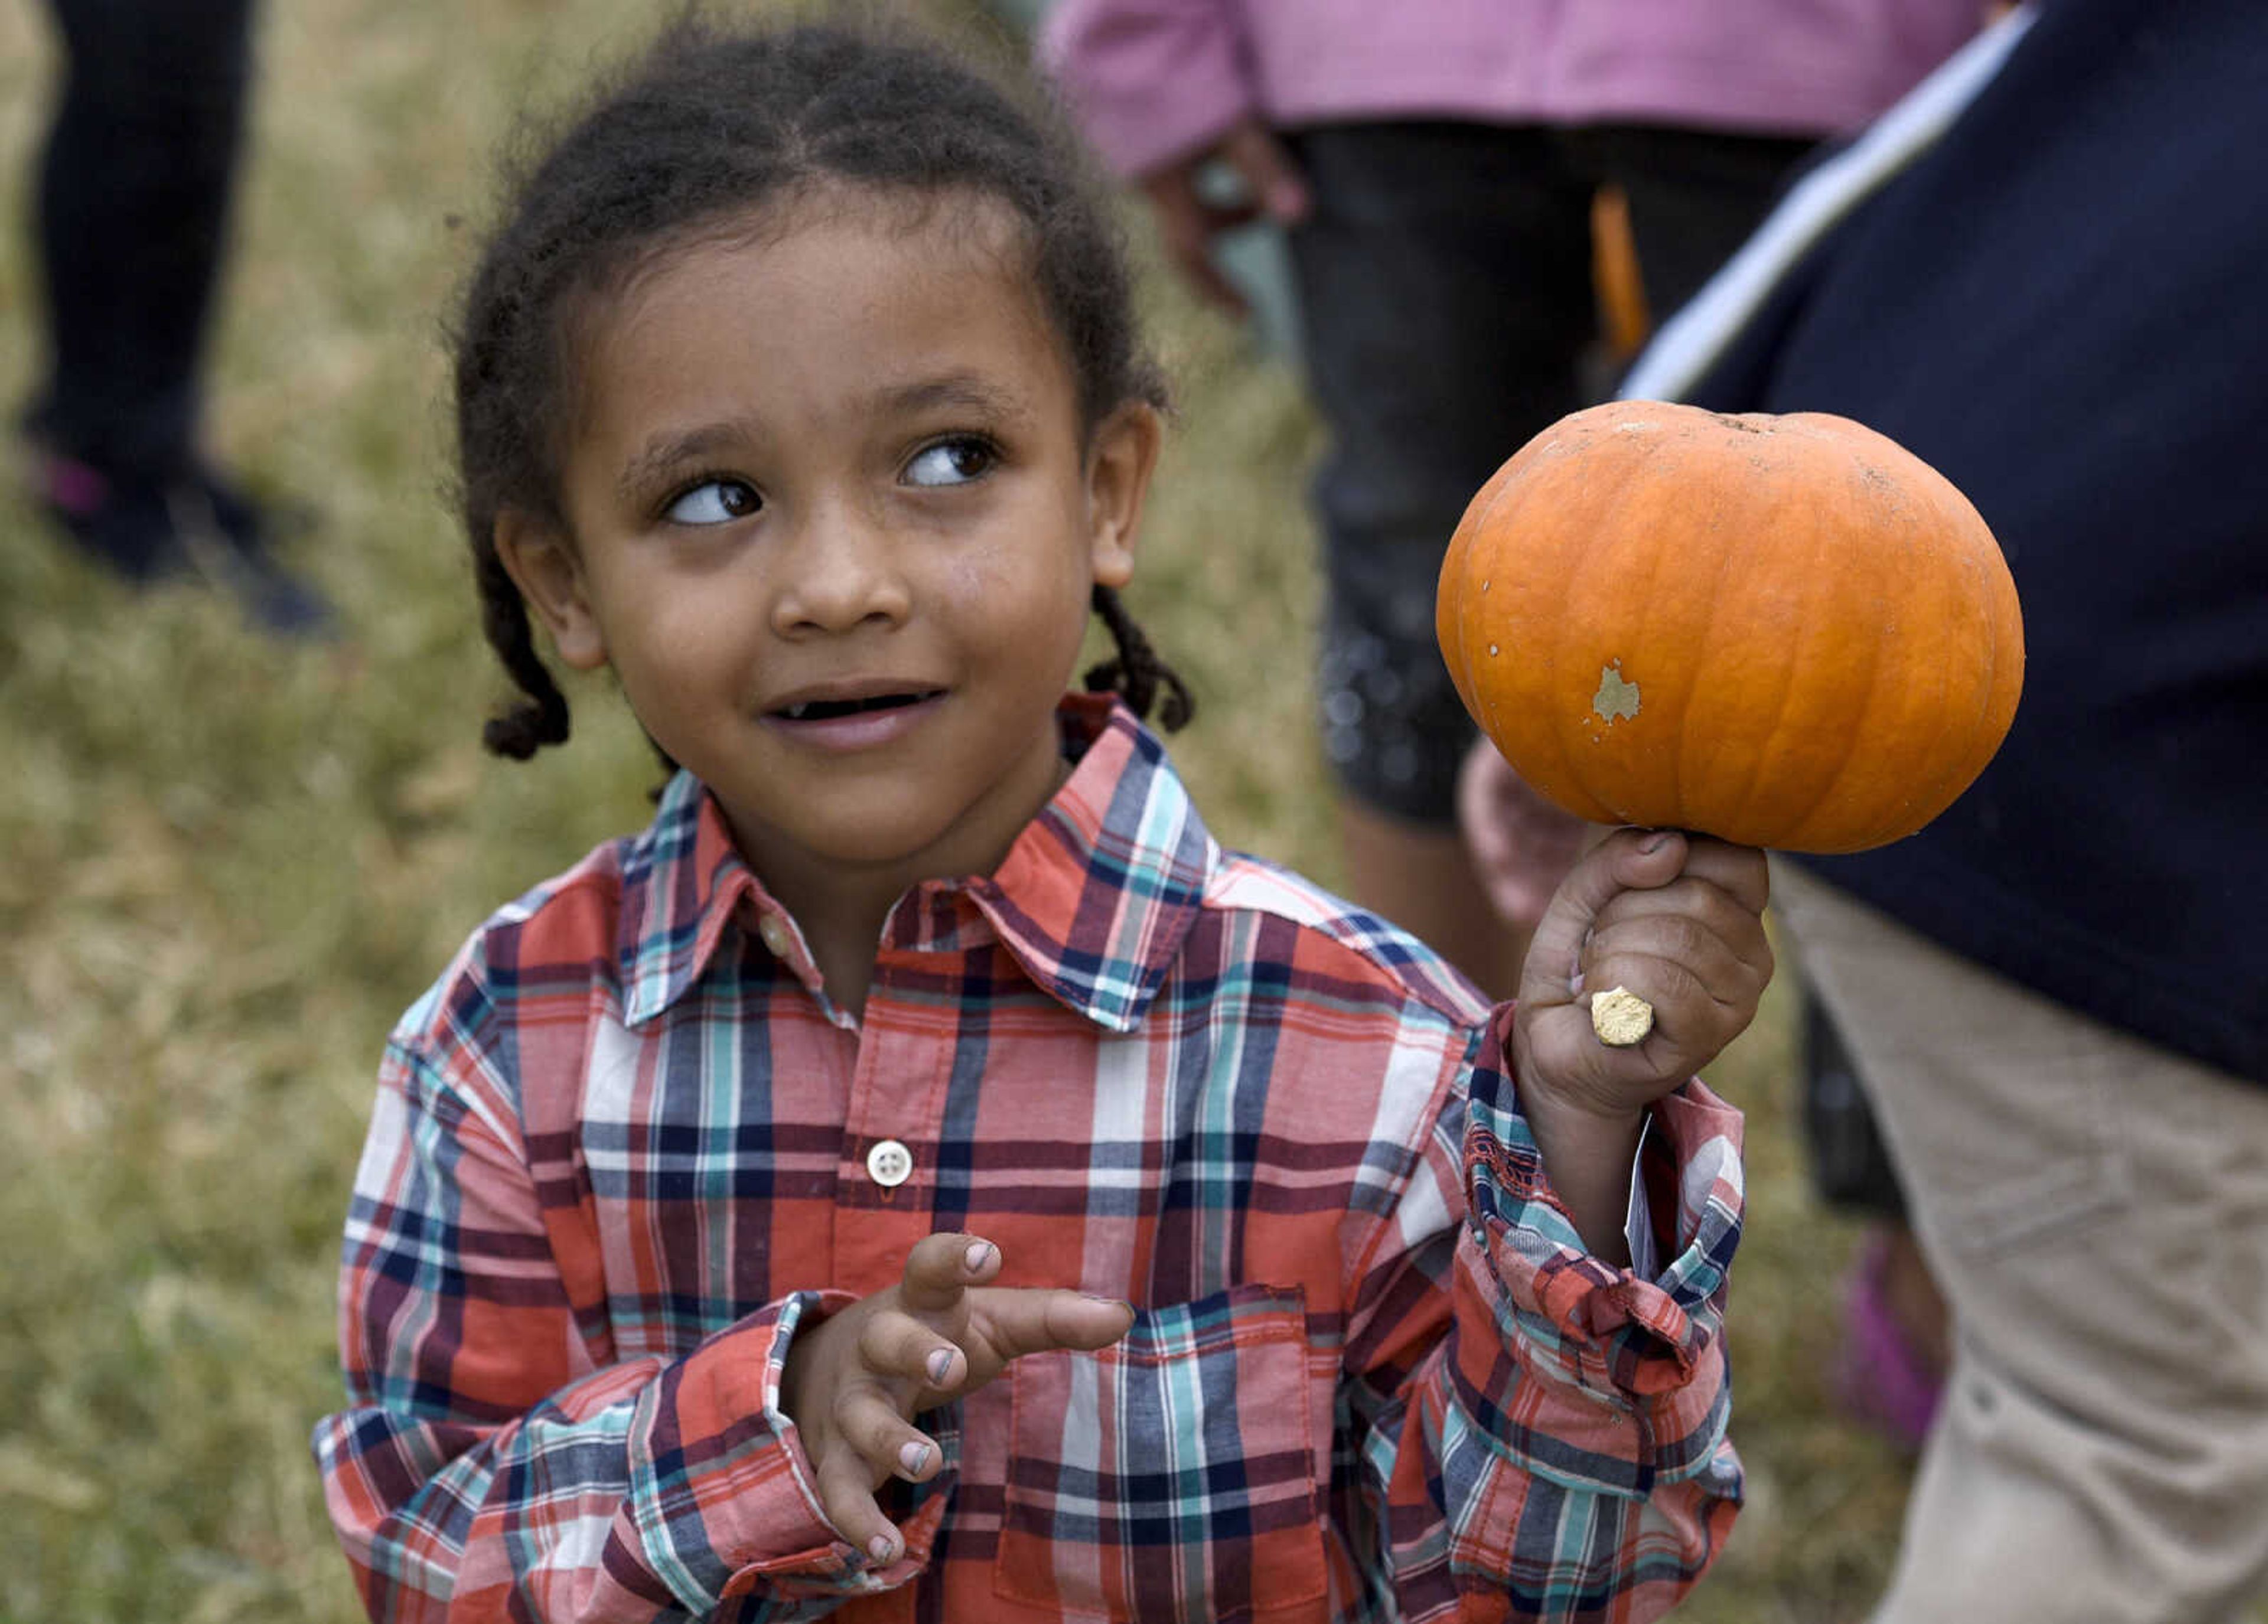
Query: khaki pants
[{"left": 1770, "top": 859, "right": 2268, "bottom": 1624}]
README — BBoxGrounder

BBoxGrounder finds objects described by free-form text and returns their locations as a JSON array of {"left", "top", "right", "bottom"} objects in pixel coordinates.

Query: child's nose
[{"left": 769, "top": 503, "right": 913, "bottom": 635}]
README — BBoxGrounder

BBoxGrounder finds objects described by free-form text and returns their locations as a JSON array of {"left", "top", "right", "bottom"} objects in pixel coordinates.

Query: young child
[{"left": 314, "top": 20, "right": 1770, "bottom": 1623}]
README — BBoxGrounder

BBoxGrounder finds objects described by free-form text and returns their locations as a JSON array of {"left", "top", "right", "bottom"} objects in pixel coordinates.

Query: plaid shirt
[{"left": 315, "top": 694, "right": 1744, "bottom": 1624}]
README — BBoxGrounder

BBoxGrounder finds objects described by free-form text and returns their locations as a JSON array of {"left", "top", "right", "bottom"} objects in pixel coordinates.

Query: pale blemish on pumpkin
[
  {"left": 1615, "top": 420, "right": 1657, "bottom": 433},
  {"left": 1488, "top": 643, "right": 1499, "bottom": 656},
  {"left": 1592, "top": 661, "right": 1641, "bottom": 723}
]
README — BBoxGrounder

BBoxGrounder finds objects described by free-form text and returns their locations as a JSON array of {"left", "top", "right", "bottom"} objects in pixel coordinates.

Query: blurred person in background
[
  {"left": 16, "top": 0, "right": 331, "bottom": 635},
  {"left": 1038, "top": 0, "right": 1983, "bottom": 999},
  {"left": 1473, "top": 2, "right": 2268, "bottom": 1616}
]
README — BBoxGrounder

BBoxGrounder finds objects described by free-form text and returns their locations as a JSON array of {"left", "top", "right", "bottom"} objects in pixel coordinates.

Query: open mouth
[{"left": 774, "top": 690, "right": 943, "bottom": 722}]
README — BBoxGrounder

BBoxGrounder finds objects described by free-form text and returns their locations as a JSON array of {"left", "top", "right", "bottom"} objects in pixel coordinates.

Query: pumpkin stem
[{"left": 1591, "top": 985, "right": 1656, "bottom": 1046}]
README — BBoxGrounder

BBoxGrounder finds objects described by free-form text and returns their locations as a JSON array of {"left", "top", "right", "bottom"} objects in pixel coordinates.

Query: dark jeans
[
  {"left": 1283, "top": 120, "right": 1813, "bottom": 823},
  {"left": 25, "top": 0, "right": 258, "bottom": 478}
]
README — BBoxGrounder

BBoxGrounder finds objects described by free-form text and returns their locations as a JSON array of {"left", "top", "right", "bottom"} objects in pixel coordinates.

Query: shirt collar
[
  {"left": 617, "top": 768, "right": 761, "bottom": 1028},
  {"left": 965, "top": 694, "right": 1218, "bottom": 1032},
  {"left": 617, "top": 694, "right": 1218, "bottom": 1032}
]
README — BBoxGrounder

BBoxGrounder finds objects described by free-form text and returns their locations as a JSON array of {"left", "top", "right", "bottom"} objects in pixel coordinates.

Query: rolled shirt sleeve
[
  {"left": 1352, "top": 1007, "right": 1745, "bottom": 1620},
  {"left": 312, "top": 1041, "right": 955, "bottom": 1621}
]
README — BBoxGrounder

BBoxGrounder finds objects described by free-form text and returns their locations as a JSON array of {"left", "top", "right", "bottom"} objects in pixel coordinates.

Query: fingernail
[
  {"left": 899, "top": 1440, "right": 932, "bottom": 1476},
  {"left": 1083, "top": 1293, "right": 1134, "bottom": 1313},
  {"left": 926, "top": 1347, "right": 954, "bottom": 1384},
  {"left": 1639, "top": 830, "right": 1672, "bottom": 853},
  {"left": 964, "top": 1240, "right": 993, "bottom": 1274},
  {"left": 868, "top": 1533, "right": 898, "bottom": 1564}
]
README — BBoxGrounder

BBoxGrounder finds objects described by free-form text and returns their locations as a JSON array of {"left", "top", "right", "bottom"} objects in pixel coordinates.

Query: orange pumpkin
[{"left": 1435, "top": 401, "right": 2024, "bottom": 853}]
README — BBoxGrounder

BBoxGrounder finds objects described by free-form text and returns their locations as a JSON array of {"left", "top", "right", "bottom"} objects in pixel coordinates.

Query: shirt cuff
[
  {"left": 625, "top": 1290, "right": 959, "bottom": 1611},
  {"left": 1624, "top": 1117, "right": 1661, "bottom": 1283},
  {"left": 1459, "top": 1009, "right": 1745, "bottom": 1475}
]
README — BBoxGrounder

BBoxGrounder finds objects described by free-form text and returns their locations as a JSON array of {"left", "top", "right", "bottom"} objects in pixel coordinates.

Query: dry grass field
[{"left": 0, "top": 1, "right": 1935, "bottom": 1617}]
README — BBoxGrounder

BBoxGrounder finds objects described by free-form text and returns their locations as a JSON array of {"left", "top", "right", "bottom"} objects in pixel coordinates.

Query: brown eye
[
  {"left": 665, "top": 479, "right": 761, "bottom": 524},
  {"left": 904, "top": 437, "right": 996, "bottom": 488}
]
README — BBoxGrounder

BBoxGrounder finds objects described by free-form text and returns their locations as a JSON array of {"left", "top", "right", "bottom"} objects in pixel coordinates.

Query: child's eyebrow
[
  {"left": 617, "top": 423, "right": 746, "bottom": 506},
  {"left": 868, "top": 373, "right": 1028, "bottom": 424}
]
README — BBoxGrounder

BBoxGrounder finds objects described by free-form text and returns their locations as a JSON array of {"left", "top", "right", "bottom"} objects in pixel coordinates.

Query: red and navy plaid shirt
[{"left": 315, "top": 694, "right": 1744, "bottom": 1623}]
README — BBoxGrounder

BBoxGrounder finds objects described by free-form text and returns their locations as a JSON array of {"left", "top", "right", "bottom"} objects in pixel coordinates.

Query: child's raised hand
[
  {"left": 778, "top": 1232, "right": 1135, "bottom": 1566},
  {"left": 1512, "top": 829, "right": 1773, "bottom": 1121},
  {"left": 1505, "top": 829, "right": 1770, "bottom": 1258}
]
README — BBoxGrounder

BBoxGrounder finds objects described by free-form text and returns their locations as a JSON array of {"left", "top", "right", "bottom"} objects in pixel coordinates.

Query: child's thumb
[{"left": 1518, "top": 828, "right": 1687, "bottom": 1007}]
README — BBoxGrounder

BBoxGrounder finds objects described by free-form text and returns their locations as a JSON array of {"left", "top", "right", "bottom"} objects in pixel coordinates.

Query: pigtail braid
[
  {"left": 475, "top": 543, "right": 573, "bottom": 758},
  {"left": 1084, "top": 583, "right": 1194, "bottom": 733}
]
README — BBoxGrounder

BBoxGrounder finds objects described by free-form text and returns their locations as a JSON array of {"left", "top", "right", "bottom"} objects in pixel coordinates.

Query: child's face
[{"left": 499, "top": 191, "right": 1159, "bottom": 889}]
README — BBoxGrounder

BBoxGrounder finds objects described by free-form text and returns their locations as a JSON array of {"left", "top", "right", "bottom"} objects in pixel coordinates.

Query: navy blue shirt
[{"left": 1687, "top": 0, "right": 2267, "bottom": 1083}]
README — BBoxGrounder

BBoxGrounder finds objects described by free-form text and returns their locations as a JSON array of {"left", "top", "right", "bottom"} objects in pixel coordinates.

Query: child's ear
[
  {"left": 493, "top": 509, "right": 608, "bottom": 671},
  {"left": 1084, "top": 401, "right": 1164, "bottom": 591}
]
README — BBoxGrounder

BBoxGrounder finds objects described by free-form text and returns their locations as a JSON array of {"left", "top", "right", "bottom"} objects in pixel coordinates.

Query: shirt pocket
[{"left": 993, "top": 1283, "right": 1329, "bottom": 1623}]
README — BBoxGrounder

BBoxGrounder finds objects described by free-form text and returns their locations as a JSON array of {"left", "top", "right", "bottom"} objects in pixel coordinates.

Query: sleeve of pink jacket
[
  {"left": 1038, "top": 1, "right": 1992, "bottom": 178},
  {"left": 1037, "top": 0, "right": 1256, "bottom": 178}
]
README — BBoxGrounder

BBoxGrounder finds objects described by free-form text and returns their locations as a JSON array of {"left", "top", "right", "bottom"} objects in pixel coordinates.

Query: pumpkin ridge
[
  {"left": 1810, "top": 471, "right": 2005, "bottom": 848},
  {"left": 1680, "top": 468, "right": 1774, "bottom": 840},
  {"left": 1771, "top": 620, "right": 1896, "bottom": 850},
  {"left": 1522, "top": 455, "right": 1609, "bottom": 822},
  {"left": 1769, "top": 451, "right": 1932, "bottom": 848},
  {"left": 1551, "top": 434, "right": 1661, "bottom": 826},
  {"left": 1758, "top": 516, "right": 1895, "bottom": 850},
  {"left": 1439, "top": 455, "right": 1525, "bottom": 721}
]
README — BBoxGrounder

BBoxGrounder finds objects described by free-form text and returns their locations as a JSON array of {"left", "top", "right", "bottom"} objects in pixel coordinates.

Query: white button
[
  {"left": 865, "top": 1139, "right": 914, "bottom": 1188},
  {"left": 757, "top": 913, "right": 792, "bottom": 957}
]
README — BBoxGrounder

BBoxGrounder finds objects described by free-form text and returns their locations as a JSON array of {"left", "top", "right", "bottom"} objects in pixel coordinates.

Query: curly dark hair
[{"left": 454, "top": 15, "right": 1192, "bottom": 760}]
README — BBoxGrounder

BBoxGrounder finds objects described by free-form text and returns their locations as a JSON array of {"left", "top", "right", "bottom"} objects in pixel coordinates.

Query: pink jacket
[{"left": 1041, "top": 0, "right": 1986, "bottom": 177}]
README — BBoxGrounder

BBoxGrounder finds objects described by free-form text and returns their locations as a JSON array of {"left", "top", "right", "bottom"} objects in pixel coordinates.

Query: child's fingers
[
  {"left": 1518, "top": 828, "right": 1690, "bottom": 1014},
  {"left": 858, "top": 1306, "right": 966, "bottom": 1395},
  {"left": 1664, "top": 835, "right": 1770, "bottom": 916},
  {"left": 1583, "top": 949, "right": 1753, "bottom": 1061},
  {"left": 898, "top": 1231, "right": 999, "bottom": 1314},
  {"left": 1583, "top": 927, "right": 1770, "bottom": 1028},
  {"left": 968, "top": 1287, "right": 1136, "bottom": 1368},
  {"left": 1520, "top": 960, "right": 1741, "bottom": 1110},
  {"left": 1586, "top": 890, "right": 1770, "bottom": 1047},
  {"left": 1513, "top": 836, "right": 1773, "bottom": 1110},
  {"left": 812, "top": 1426, "right": 905, "bottom": 1568},
  {"left": 1585, "top": 881, "right": 1775, "bottom": 984},
  {"left": 829, "top": 1375, "right": 945, "bottom": 1486}
]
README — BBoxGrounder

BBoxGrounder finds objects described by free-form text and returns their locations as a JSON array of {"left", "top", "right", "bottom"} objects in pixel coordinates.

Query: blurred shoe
[
  {"left": 1830, "top": 1232, "right": 1947, "bottom": 1453},
  {"left": 27, "top": 444, "right": 335, "bottom": 638}
]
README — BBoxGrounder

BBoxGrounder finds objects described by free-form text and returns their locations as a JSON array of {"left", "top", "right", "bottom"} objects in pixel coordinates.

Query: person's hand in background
[
  {"left": 1138, "top": 118, "right": 1309, "bottom": 314},
  {"left": 1456, "top": 738, "right": 1594, "bottom": 933}
]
